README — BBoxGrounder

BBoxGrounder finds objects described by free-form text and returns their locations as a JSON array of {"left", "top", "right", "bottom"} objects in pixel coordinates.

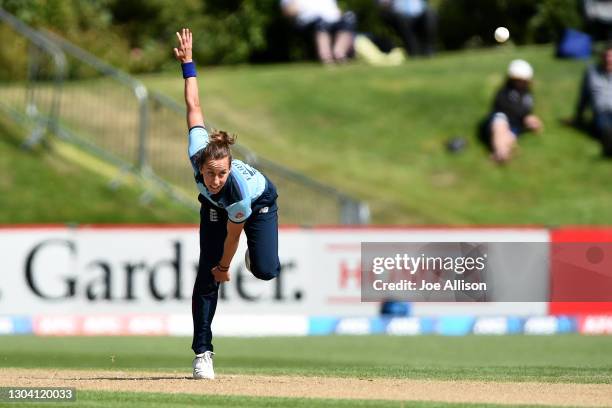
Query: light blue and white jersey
[{"left": 188, "top": 126, "right": 267, "bottom": 223}]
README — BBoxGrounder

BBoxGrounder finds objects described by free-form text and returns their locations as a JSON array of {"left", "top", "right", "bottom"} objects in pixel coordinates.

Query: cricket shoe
[{"left": 193, "top": 351, "right": 215, "bottom": 379}]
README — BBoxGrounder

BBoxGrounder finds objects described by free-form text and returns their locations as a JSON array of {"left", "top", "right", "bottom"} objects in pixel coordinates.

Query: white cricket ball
[{"left": 494, "top": 27, "right": 510, "bottom": 43}]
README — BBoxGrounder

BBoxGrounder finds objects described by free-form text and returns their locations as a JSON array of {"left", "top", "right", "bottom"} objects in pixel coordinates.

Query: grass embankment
[
  {"left": 145, "top": 45, "right": 612, "bottom": 225},
  {"left": 3, "top": 45, "right": 612, "bottom": 224},
  {"left": 0, "top": 115, "right": 197, "bottom": 224}
]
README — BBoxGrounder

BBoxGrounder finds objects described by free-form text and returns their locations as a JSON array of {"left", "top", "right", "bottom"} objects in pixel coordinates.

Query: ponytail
[
  {"left": 209, "top": 129, "right": 236, "bottom": 146},
  {"left": 194, "top": 129, "right": 236, "bottom": 170}
]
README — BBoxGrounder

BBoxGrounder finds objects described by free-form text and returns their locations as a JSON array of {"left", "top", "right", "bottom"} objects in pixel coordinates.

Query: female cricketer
[{"left": 174, "top": 28, "right": 281, "bottom": 380}]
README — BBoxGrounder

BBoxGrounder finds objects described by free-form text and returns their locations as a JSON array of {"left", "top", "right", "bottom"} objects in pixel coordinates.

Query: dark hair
[{"left": 194, "top": 129, "right": 236, "bottom": 170}]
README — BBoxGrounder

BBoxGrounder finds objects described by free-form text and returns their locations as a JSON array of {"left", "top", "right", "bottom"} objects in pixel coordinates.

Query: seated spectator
[
  {"left": 582, "top": 0, "right": 612, "bottom": 41},
  {"left": 487, "top": 60, "right": 543, "bottom": 163},
  {"left": 377, "top": 0, "right": 437, "bottom": 57},
  {"left": 280, "top": 0, "right": 356, "bottom": 64},
  {"left": 571, "top": 43, "right": 612, "bottom": 157}
]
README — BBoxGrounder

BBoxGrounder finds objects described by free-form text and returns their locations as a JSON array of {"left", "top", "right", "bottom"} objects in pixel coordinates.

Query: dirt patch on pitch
[{"left": 1, "top": 368, "right": 611, "bottom": 406}]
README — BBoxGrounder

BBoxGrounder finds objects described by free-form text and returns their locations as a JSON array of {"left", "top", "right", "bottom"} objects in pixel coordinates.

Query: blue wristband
[{"left": 181, "top": 62, "right": 196, "bottom": 79}]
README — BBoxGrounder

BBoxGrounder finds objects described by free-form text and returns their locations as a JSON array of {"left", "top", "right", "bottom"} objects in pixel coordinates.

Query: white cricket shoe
[{"left": 192, "top": 351, "right": 215, "bottom": 379}]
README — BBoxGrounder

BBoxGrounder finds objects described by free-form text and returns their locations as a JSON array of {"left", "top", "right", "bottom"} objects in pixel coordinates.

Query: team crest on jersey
[
  {"left": 235, "top": 212, "right": 245, "bottom": 220},
  {"left": 209, "top": 209, "right": 218, "bottom": 222}
]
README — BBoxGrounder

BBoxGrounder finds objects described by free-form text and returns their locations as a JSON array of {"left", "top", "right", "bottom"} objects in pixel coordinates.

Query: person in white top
[
  {"left": 377, "top": 0, "right": 437, "bottom": 57},
  {"left": 281, "top": 0, "right": 356, "bottom": 64}
]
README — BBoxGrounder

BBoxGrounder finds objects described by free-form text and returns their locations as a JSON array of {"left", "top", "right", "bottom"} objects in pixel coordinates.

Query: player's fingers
[
  {"left": 175, "top": 31, "right": 183, "bottom": 47},
  {"left": 173, "top": 48, "right": 180, "bottom": 58}
]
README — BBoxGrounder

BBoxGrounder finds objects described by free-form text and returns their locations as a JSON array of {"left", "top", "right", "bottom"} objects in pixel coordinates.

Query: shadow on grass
[
  {"left": 559, "top": 117, "right": 599, "bottom": 141},
  {"left": 558, "top": 117, "right": 612, "bottom": 161},
  {"left": 475, "top": 117, "right": 492, "bottom": 153},
  {"left": 67, "top": 375, "right": 192, "bottom": 381},
  {"left": 0, "top": 116, "right": 26, "bottom": 149}
]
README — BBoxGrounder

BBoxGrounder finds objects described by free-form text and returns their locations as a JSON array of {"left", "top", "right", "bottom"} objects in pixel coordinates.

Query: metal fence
[
  {"left": 0, "top": 8, "right": 369, "bottom": 225},
  {"left": 0, "top": 8, "right": 65, "bottom": 148}
]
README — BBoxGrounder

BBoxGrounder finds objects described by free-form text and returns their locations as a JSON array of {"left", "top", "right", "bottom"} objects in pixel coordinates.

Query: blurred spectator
[
  {"left": 571, "top": 43, "right": 612, "bottom": 157},
  {"left": 582, "top": 0, "right": 612, "bottom": 41},
  {"left": 377, "top": 0, "right": 437, "bottom": 57},
  {"left": 486, "top": 60, "right": 543, "bottom": 163},
  {"left": 280, "top": 0, "right": 356, "bottom": 64}
]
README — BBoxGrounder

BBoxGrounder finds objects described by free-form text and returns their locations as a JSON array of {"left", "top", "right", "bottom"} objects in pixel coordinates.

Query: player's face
[
  {"left": 511, "top": 78, "right": 529, "bottom": 91},
  {"left": 202, "top": 157, "right": 230, "bottom": 194}
]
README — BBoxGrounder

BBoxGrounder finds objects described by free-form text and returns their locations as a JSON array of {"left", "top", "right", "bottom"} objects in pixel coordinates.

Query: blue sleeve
[
  {"left": 188, "top": 126, "right": 209, "bottom": 171},
  {"left": 226, "top": 199, "right": 252, "bottom": 224}
]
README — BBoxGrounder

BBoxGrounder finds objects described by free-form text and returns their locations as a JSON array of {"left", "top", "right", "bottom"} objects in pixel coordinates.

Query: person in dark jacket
[
  {"left": 487, "top": 59, "right": 543, "bottom": 163},
  {"left": 571, "top": 43, "right": 612, "bottom": 157},
  {"left": 377, "top": 0, "right": 437, "bottom": 57}
]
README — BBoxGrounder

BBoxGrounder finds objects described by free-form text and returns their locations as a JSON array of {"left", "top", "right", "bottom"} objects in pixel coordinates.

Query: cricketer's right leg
[
  {"left": 191, "top": 198, "right": 228, "bottom": 378},
  {"left": 191, "top": 259, "right": 219, "bottom": 355}
]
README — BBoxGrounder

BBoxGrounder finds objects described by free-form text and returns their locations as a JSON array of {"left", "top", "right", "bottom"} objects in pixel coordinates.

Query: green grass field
[
  {"left": 3, "top": 45, "right": 612, "bottom": 225},
  {"left": 142, "top": 45, "right": 612, "bottom": 225},
  {"left": 0, "top": 335, "right": 611, "bottom": 407},
  {"left": 7, "top": 391, "right": 560, "bottom": 408},
  {"left": 1, "top": 335, "right": 611, "bottom": 383}
]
